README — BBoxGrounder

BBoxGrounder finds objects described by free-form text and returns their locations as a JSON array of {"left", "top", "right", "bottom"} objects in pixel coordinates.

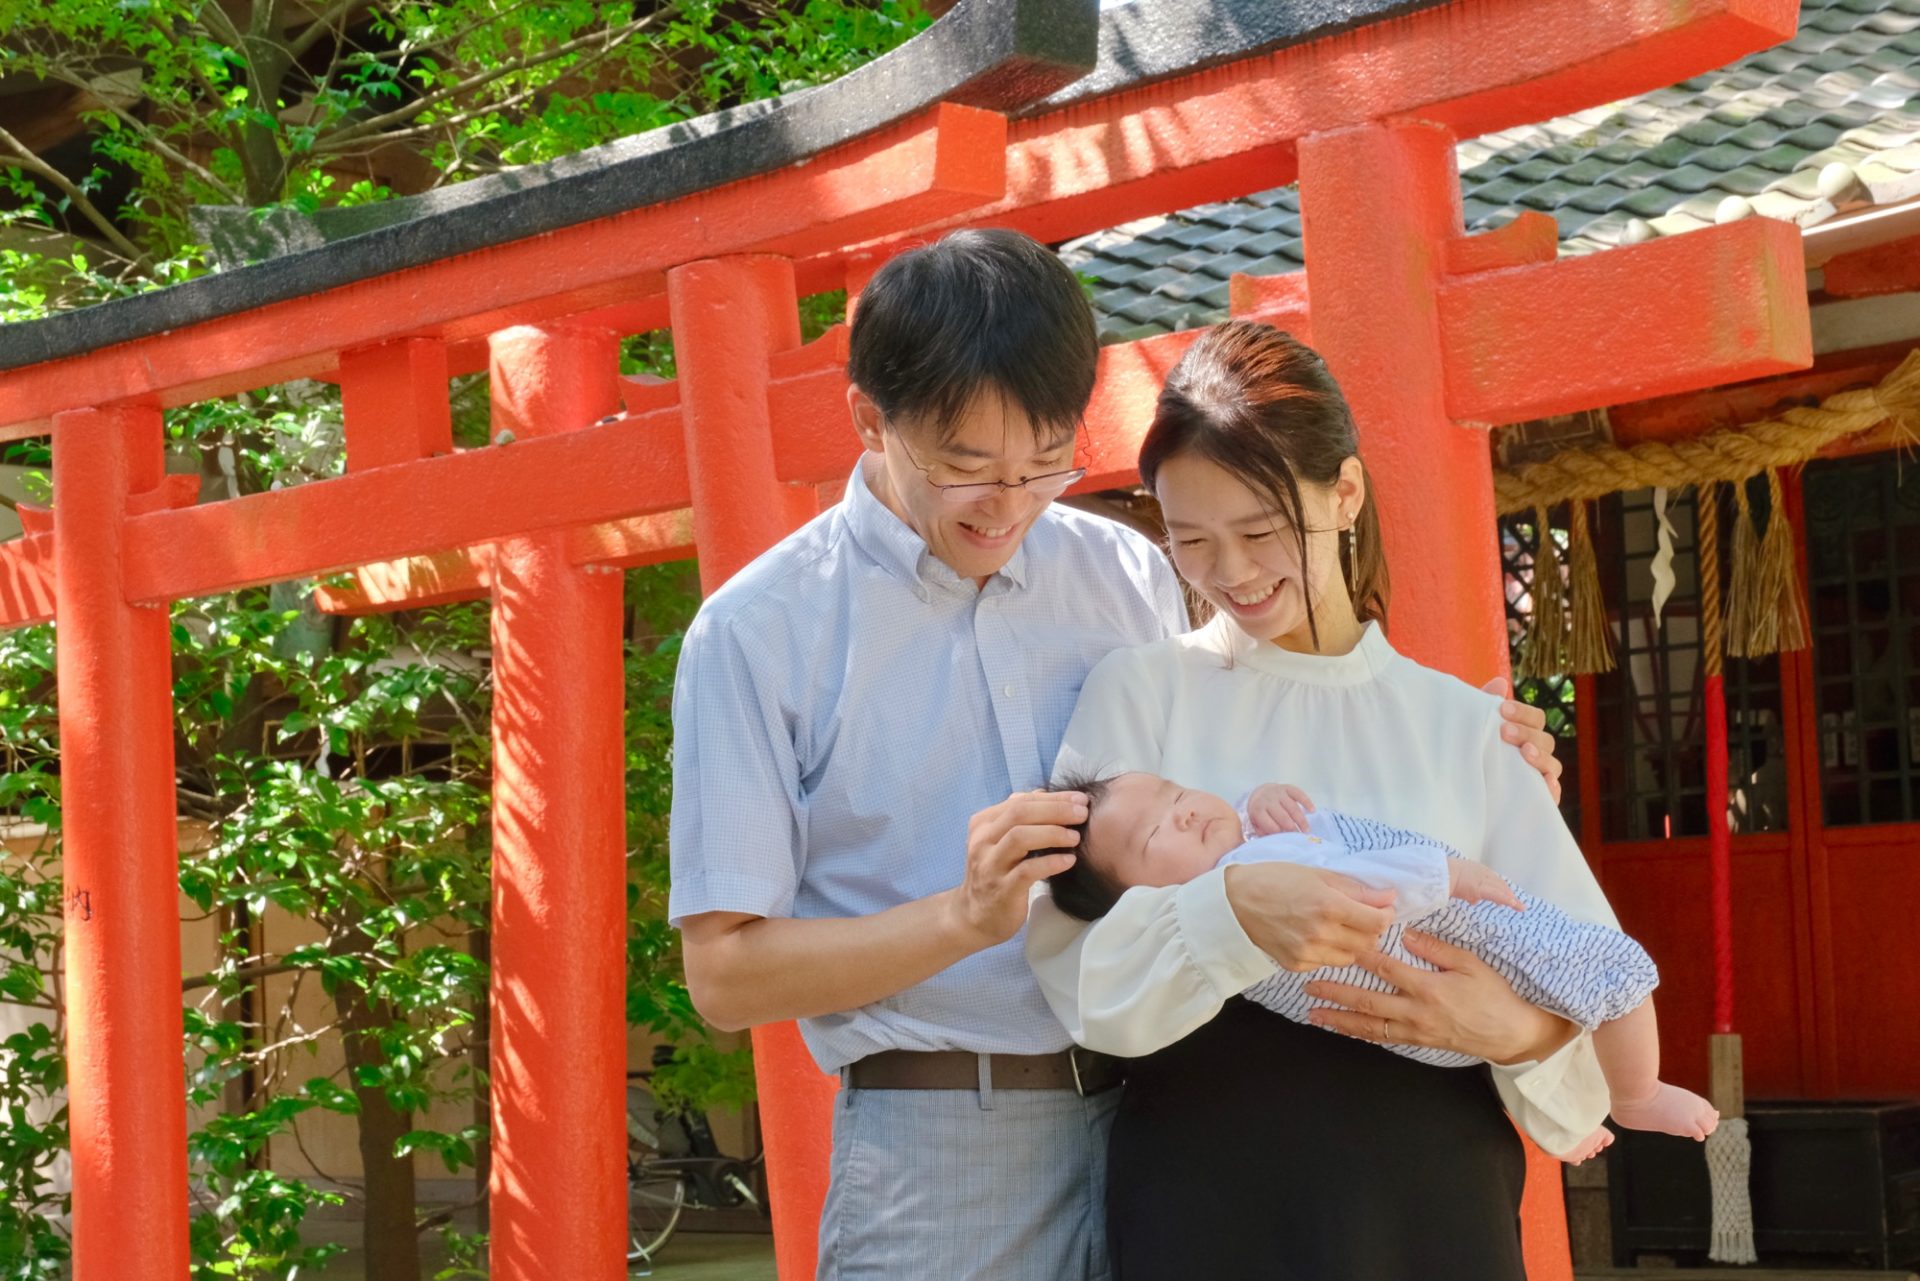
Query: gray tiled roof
[{"left": 1067, "top": 0, "right": 1920, "bottom": 343}]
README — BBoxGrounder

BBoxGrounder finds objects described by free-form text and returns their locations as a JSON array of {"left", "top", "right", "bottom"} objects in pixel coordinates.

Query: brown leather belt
[{"left": 843, "top": 1048, "right": 1124, "bottom": 1095}]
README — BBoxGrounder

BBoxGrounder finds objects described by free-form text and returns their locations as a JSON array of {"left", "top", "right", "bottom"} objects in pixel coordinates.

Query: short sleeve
[
  {"left": 1474, "top": 702, "right": 1618, "bottom": 1153},
  {"left": 1051, "top": 644, "right": 1168, "bottom": 784},
  {"left": 666, "top": 610, "right": 808, "bottom": 926}
]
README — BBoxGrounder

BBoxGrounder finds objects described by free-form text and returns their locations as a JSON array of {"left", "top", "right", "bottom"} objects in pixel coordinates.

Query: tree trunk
[
  {"left": 470, "top": 925, "right": 492, "bottom": 1234},
  {"left": 237, "top": 0, "right": 294, "bottom": 205},
  {"left": 329, "top": 929, "right": 422, "bottom": 1281}
]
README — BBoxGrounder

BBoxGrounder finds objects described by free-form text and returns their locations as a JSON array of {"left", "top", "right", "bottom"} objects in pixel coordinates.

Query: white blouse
[{"left": 1026, "top": 614, "right": 1616, "bottom": 1156}]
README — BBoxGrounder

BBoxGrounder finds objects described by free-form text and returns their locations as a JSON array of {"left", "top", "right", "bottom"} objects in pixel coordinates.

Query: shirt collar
[
  {"left": 1211, "top": 612, "right": 1398, "bottom": 685},
  {"left": 842, "top": 456, "right": 1031, "bottom": 596}
]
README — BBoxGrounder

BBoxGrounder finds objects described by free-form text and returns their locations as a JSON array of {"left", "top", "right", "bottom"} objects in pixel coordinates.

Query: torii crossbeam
[{"left": 0, "top": 3, "right": 1807, "bottom": 1280}]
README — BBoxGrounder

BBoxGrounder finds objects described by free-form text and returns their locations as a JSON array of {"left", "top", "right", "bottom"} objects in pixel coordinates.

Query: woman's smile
[{"left": 1219, "top": 577, "right": 1288, "bottom": 618}]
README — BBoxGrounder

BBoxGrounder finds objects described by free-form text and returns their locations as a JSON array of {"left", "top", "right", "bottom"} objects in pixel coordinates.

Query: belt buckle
[{"left": 1068, "top": 1046, "right": 1087, "bottom": 1097}]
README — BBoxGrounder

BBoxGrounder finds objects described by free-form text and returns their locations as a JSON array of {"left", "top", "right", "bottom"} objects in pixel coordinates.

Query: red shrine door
[{"left": 1563, "top": 451, "right": 1920, "bottom": 1104}]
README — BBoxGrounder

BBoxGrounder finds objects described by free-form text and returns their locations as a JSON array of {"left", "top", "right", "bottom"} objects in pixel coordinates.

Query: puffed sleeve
[
  {"left": 1026, "top": 643, "right": 1280, "bottom": 1056},
  {"left": 1473, "top": 702, "right": 1619, "bottom": 1157},
  {"left": 666, "top": 609, "right": 808, "bottom": 927},
  {"left": 1050, "top": 645, "right": 1166, "bottom": 783}
]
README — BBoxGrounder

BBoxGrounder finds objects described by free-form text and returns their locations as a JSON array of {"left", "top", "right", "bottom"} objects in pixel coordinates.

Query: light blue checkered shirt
[{"left": 668, "top": 461, "right": 1186, "bottom": 1072}]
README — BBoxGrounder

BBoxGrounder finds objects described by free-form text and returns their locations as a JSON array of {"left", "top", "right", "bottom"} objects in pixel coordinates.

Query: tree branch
[
  {"left": 182, "top": 958, "right": 306, "bottom": 992},
  {"left": 286, "top": 0, "right": 369, "bottom": 59},
  {"left": 335, "top": 29, "right": 632, "bottom": 157},
  {"left": 41, "top": 67, "right": 246, "bottom": 204},
  {"left": 197, "top": 0, "right": 249, "bottom": 51},
  {"left": 315, "top": 10, "right": 661, "bottom": 152},
  {"left": 414, "top": 1192, "right": 486, "bottom": 1234},
  {"left": 0, "top": 994, "right": 59, "bottom": 1012},
  {"left": 332, "top": 0, "right": 546, "bottom": 68},
  {"left": 0, "top": 127, "right": 146, "bottom": 264},
  {"left": 243, "top": 1019, "right": 339, "bottom": 1062}
]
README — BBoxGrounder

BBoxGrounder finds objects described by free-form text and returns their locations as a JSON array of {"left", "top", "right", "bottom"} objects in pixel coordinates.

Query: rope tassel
[
  {"left": 1707, "top": 1117, "right": 1759, "bottom": 1263},
  {"left": 1759, "top": 468, "right": 1808, "bottom": 655},
  {"left": 1567, "top": 499, "right": 1614, "bottom": 674},
  {"left": 1519, "top": 507, "right": 1569, "bottom": 681},
  {"left": 1725, "top": 480, "right": 1765, "bottom": 659}
]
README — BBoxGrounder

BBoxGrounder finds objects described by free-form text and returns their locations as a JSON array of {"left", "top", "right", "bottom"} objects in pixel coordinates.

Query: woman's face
[{"left": 1154, "top": 451, "right": 1358, "bottom": 652}]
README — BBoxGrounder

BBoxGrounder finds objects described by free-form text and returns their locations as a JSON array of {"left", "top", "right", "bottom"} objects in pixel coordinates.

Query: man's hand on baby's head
[
  {"left": 1247, "top": 783, "right": 1316, "bottom": 835},
  {"left": 1446, "top": 858, "right": 1523, "bottom": 911},
  {"left": 952, "top": 789, "right": 1090, "bottom": 948}
]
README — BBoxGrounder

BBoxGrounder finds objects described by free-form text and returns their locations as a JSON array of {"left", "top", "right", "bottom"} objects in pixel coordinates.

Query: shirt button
[{"left": 1002, "top": 684, "right": 1015, "bottom": 698}]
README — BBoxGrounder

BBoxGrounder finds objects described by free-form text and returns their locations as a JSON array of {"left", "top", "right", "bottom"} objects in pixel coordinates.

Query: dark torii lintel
[{"left": 0, "top": 0, "right": 1450, "bottom": 377}]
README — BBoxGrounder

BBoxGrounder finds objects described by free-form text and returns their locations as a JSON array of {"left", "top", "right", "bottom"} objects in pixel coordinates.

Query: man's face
[
  {"left": 852, "top": 388, "right": 1078, "bottom": 585},
  {"left": 1088, "top": 773, "right": 1244, "bottom": 890}
]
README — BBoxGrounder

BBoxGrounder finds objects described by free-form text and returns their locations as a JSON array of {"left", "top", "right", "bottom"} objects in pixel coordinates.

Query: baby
[{"left": 1040, "top": 771, "right": 1718, "bottom": 1162}]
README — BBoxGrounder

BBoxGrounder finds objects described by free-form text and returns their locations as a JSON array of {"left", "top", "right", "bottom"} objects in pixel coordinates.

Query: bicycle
[{"left": 626, "top": 1049, "right": 765, "bottom": 1271}]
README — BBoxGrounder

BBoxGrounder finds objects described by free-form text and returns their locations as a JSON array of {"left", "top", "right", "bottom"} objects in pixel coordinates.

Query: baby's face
[{"left": 1088, "top": 773, "right": 1245, "bottom": 889}]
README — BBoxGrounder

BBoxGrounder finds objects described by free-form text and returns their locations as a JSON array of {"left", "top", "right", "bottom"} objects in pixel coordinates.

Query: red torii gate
[{"left": 0, "top": 2, "right": 1811, "bottom": 1279}]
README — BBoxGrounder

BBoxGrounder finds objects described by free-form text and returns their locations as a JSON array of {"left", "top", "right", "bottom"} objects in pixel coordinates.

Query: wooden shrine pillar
[
  {"left": 51, "top": 403, "right": 191, "bottom": 1281},
  {"left": 485, "top": 325, "right": 630, "bottom": 1281},
  {"left": 667, "top": 254, "right": 826, "bottom": 1281},
  {"left": 1298, "top": 120, "right": 1573, "bottom": 1280}
]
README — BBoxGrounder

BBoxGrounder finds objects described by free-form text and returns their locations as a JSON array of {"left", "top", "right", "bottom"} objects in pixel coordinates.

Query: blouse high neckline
[{"left": 1208, "top": 612, "right": 1400, "bottom": 686}]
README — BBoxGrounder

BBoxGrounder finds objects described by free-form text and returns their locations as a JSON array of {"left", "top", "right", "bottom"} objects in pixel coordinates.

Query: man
[{"left": 668, "top": 228, "right": 1564, "bottom": 1278}]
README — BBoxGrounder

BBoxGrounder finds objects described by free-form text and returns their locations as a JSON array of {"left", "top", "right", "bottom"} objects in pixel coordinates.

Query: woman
[{"left": 1027, "top": 322, "right": 1617, "bottom": 1278}]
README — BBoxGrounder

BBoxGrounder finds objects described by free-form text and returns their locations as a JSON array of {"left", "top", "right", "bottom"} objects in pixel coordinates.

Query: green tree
[{"left": 0, "top": 2, "right": 927, "bottom": 1277}]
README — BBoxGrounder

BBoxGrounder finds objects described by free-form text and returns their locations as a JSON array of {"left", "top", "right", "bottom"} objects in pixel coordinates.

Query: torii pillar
[
  {"left": 667, "top": 254, "right": 827, "bottom": 1281},
  {"left": 484, "top": 324, "right": 630, "bottom": 1280},
  {"left": 1289, "top": 118, "right": 1809, "bottom": 1274},
  {"left": 50, "top": 404, "right": 191, "bottom": 1280}
]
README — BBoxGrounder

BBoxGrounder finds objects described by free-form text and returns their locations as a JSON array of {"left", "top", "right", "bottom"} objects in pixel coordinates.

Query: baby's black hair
[{"left": 1031, "top": 773, "right": 1124, "bottom": 922}]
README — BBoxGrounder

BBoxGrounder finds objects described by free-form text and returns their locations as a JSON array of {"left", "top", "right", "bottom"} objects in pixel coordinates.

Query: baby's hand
[
  {"left": 1447, "top": 858, "right": 1524, "bottom": 910},
  {"left": 1247, "top": 783, "right": 1315, "bottom": 835}
]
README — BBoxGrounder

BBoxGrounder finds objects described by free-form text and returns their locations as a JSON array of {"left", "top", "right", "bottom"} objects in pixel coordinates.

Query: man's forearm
[{"left": 683, "top": 891, "right": 989, "bottom": 1031}]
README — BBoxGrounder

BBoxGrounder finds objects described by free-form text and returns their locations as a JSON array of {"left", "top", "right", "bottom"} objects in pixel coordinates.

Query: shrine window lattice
[
  {"left": 1804, "top": 454, "right": 1920, "bottom": 827},
  {"left": 1594, "top": 487, "right": 1786, "bottom": 840},
  {"left": 1499, "top": 510, "right": 1582, "bottom": 835},
  {"left": 1502, "top": 489, "right": 1791, "bottom": 842}
]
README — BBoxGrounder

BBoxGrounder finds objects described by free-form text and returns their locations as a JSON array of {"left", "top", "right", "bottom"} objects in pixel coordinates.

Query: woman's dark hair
[
  {"left": 1138, "top": 322, "right": 1389, "bottom": 644},
  {"left": 847, "top": 228, "right": 1097, "bottom": 445},
  {"left": 1029, "top": 774, "right": 1123, "bottom": 922}
]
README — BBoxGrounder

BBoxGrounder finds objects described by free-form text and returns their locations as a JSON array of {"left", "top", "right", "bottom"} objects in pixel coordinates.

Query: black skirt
[{"left": 1107, "top": 998, "right": 1528, "bottom": 1281}]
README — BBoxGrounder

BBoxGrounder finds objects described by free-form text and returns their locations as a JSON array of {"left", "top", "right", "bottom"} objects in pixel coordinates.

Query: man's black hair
[
  {"left": 1030, "top": 773, "right": 1122, "bottom": 922},
  {"left": 847, "top": 228, "right": 1097, "bottom": 445}
]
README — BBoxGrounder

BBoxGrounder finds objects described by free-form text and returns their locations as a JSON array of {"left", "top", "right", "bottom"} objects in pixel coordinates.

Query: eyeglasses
[{"left": 887, "top": 420, "right": 1088, "bottom": 505}]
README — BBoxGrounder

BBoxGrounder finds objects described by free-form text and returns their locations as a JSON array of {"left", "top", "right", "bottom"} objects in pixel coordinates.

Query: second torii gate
[{"left": 0, "top": 1, "right": 1810, "bottom": 1279}]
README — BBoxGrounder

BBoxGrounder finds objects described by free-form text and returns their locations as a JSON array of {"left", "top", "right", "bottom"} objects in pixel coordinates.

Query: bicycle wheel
[
  {"left": 628, "top": 1162, "right": 686, "bottom": 1266},
  {"left": 627, "top": 1082, "right": 687, "bottom": 1266}
]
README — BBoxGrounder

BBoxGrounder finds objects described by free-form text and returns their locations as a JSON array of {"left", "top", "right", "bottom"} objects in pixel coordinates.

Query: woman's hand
[
  {"left": 1303, "top": 931, "right": 1576, "bottom": 1064},
  {"left": 1482, "top": 677, "right": 1564, "bottom": 804},
  {"left": 1221, "top": 862, "right": 1396, "bottom": 972}
]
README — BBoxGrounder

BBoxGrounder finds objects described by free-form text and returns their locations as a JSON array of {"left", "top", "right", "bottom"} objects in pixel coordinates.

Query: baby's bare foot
[
  {"left": 1610, "top": 1082, "right": 1719, "bottom": 1140},
  {"left": 1560, "top": 1127, "right": 1615, "bottom": 1164}
]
